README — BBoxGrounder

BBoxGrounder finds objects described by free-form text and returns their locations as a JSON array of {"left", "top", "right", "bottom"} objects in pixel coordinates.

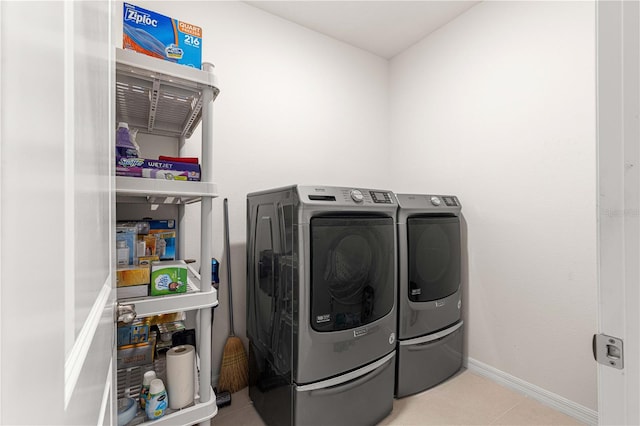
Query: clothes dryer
[
  {"left": 395, "top": 193, "right": 463, "bottom": 398},
  {"left": 247, "top": 185, "right": 398, "bottom": 426}
]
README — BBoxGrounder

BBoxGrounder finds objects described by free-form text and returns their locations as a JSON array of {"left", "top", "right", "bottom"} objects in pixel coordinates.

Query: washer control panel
[{"left": 370, "top": 191, "right": 393, "bottom": 204}]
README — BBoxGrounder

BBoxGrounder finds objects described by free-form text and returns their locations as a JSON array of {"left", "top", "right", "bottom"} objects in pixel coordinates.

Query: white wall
[
  {"left": 389, "top": 1, "right": 597, "bottom": 410},
  {"left": 120, "top": 0, "right": 598, "bottom": 411},
  {"left": 127, "top": 1, "right": 390, "bottom": 384}
]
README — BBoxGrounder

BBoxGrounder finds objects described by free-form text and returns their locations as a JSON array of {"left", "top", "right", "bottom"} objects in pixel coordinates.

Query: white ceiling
[{"left": 244, "top": 1, "right": 481, "bottom": 59}]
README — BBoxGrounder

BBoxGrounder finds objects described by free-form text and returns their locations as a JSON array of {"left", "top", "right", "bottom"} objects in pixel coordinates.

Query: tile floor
[{"left": 211, "top": 370, "right": 584, "bottom": 426}]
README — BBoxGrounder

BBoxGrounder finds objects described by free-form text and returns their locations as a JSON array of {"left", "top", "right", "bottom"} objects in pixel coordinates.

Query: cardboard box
[
  {"left": 148, "top": 220, "right": 175, "bottom": 230},
  {"left": 117, "top": 332, "right": 156, "bottom": 369},
  {"left": 141, "top": 168, "right": 196, "bottom": 181},
  {"left": 118, "top": 220, "right": 150, "bottom": 235},
  {"left": 117, "top": 284, "right": 149, "bottom": 299},
  {"left": 116, "top": 265, "right": 150, "bottom": 287},
  {"left": 116, "top": 158, "right": 200, "bottom": 181},
  {"left": 138, "top": 254, "right": 159, "bottom": 267},
  {"left": 122, "top": 2, "right": 202, "bottom": 69},
  {"left": 151, "top": 260, "right": 188, "bottom": 296}
]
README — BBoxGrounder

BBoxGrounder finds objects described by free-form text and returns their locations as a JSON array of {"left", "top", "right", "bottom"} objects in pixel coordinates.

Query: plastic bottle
[
  {"left": 116, "top": 122, "right": 138, "bottom": 158},
  {"left": 145, "top": 379, "right": 168, "bottom": 420},
  {"left": 139, "top": 370, "right": 156, "bottom": 410},
  {"left": 156, "top": 237, "right": 166, "bottom": 258},
  {"left": 117, "top": 240, "right": 130, "bottom": 266},
  {"left": 211, "top": 258, "right": 219, "bottom": 290}
]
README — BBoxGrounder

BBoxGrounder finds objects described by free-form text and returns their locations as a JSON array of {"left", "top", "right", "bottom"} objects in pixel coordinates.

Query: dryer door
[
  {"left": 310, "top": 216, "right": 394, "bottom": 332},
  {"left": 407, "top": 216, "right": 461, "bottom": 302}
]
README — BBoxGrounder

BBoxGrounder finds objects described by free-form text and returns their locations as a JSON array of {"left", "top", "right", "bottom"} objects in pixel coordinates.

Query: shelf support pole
[
  {"left": 198, "top": 63, "right": 215, "bottom": 418},
  {"left": 178, "top": 136, "right": 187, "bottom": 261}
]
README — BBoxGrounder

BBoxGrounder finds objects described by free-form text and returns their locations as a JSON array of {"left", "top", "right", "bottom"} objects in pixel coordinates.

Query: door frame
[{"left": 596, "top": 1, "right": 640, "bottom": 424}]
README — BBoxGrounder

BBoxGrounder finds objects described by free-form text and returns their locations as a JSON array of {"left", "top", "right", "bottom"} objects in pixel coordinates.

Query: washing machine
[
  {"left": 395, "top": 193, "right": 463, "bottom": 398},
  {"left": 247, "top": 185, "right": 397, "bottom": 426}
]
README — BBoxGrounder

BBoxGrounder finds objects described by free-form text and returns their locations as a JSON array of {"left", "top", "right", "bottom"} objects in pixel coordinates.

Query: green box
[{"left": 150, "top": 260, "right": 188, "bottom": 296}]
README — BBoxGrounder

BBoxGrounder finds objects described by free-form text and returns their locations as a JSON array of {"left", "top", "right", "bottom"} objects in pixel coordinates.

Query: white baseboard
[{"left": 466, "top": 357, "right": 598, "bottom": 425}]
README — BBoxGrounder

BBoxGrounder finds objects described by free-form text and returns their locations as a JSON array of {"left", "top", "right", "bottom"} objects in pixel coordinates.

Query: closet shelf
[
  {"left": 119, "top": 266, "right": 218, "bottom": 318},
  {"left": 115, "top": 48, "right": 220, "bottom": 139},
  {"left": 137, "top": 386, "right": 218, "bottom": 426},
  {"left": 116, "top": 176, "right": 218, "bottom": 204},
  {"left": 115, "top": 45, "right": 218, "bottom": 426}
]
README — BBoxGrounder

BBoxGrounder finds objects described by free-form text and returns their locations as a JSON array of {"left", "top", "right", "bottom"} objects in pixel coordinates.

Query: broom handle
[{"left": 223, "top": 198, "right": 235, "bottom": 337}]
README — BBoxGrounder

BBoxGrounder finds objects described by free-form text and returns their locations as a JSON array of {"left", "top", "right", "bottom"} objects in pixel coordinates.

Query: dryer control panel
[
  {"left": 395, "top": 193, "right": 462, "bottom": 218},
  {"left": 430, "top": 195, "right": 459, "bottom": 207}
]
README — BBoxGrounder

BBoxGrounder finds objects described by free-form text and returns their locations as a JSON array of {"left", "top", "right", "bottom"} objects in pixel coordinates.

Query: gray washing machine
[
  {"left": 247, "top": 185, "right": 398, "bottom": 426},
  {"left": 395, "top": 193, "right": 463, "bottom": 398}
]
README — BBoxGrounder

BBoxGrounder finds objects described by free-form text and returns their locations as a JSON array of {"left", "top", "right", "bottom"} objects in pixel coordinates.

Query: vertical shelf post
[
  {"left": 177, "top": 136, "right": 187, "bottom": 261},
  {"left": 198, "top": 62, "right": 216, "bottom": 417}
]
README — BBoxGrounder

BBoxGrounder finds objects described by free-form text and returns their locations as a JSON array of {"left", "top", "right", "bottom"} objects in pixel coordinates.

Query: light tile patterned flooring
[{"left": 211, "top": 369, "right": 584, "bottom": 425}]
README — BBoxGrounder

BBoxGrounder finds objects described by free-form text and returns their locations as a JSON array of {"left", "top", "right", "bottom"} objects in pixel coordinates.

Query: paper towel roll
[{"left": 166, "top": 344, "right": 195, "bottom": 409}]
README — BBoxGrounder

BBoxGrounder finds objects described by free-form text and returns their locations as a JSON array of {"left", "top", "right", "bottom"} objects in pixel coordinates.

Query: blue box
[
  {"left": 148, "top": 220, "right": 176, "bottom": 231},
  {"left": 123, "top": 2, "right": 202, "bottom": 69},
  {"left": 117, "top": 323, "right": 149, "bottom": 347},
  {"left": 149, "top": 231, "right": 176, "bottom": 261}
]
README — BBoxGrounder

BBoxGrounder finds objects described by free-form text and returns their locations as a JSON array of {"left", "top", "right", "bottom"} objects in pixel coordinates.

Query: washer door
[
  {"left": 407, "top": 216, "right": 461, "bottom": 302},
  {"left": 251, "top": 203, "right": 279, "bottom": 356},
  {"left": 310, "top": 216, "right": 394, "bottom": 332}
]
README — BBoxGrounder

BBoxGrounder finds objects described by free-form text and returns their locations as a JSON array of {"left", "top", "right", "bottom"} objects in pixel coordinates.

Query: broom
[{"left": 218, "top": 198, "right": 249, "bottom": 394}]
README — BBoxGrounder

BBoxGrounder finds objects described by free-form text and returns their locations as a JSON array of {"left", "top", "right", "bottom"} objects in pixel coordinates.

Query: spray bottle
[
  {"left": 139, "top": 370, "right": 156, "bottom": 410},
  {"left": 116, "top": 122, "right": 138, "bottom": 158},
  {"left": 145, "top": 379, "right": 168, "bottom": 420}
]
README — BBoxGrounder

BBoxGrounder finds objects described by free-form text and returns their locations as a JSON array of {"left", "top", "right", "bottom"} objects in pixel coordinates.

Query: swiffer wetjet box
[
  {"left": 116, "top": 157, "right": 201, "bottom": 181},
  {"left": 123, "top": 2, "right": 202, "bottom": 69}
]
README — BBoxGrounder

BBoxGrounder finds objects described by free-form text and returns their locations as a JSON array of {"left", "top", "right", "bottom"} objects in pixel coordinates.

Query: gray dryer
[{"left": 395, "top": 193, "right": 463, "bottom": 398}]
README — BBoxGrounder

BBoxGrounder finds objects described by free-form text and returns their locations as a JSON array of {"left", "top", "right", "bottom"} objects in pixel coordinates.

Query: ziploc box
[
  {"left": 123, "top": 3, "right": 202, "bottom": 69},
  {"left": 151, "top": 260, "right": 188, "bottom": 296}
]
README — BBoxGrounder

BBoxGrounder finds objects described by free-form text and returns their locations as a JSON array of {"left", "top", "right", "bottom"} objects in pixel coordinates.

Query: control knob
[
  {"left": 350, "top": 189, "right": 364, "bottom": 203},
  {"left": 430, "top": 196, "right": 441, "bottom": 206}
]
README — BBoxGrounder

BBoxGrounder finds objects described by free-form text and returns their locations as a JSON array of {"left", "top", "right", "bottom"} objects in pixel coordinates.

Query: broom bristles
[{"left": 218, "top": 336, "right": 249, "bottom": 393}]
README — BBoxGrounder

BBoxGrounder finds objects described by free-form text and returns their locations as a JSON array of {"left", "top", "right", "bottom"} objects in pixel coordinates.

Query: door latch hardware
[
  {"left": 593, "top": 333, "right": 624, "bottom": 370},
  {"left": 117, "top": 303, "right": 137, "bottom": 324}
]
